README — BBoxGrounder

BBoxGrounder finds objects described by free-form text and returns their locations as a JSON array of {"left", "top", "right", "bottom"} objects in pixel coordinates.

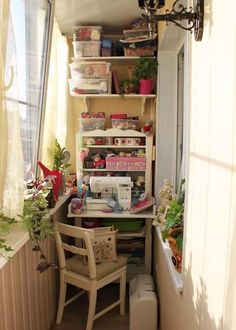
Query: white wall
[{"left": 155, "top": 0, "right": 236, "bottom": 329}]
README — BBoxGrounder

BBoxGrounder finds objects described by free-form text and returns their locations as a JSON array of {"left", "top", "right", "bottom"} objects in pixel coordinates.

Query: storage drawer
[
  {"left": 68, "top": 78, "right": 109, "bottom": 95},
  {"left": 69, "top": 61, "right": 111, "bottom": 80},
  {"left": 72, "top": 26, "right": 102, "bottom": 41},
  {"left": 72, "top": 41, "right": 101, "bottom": 57}
]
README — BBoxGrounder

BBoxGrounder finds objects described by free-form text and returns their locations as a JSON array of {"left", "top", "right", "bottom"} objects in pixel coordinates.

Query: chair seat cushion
[{"left": 66, "top": 255, "right": 127, "bottom": 280}]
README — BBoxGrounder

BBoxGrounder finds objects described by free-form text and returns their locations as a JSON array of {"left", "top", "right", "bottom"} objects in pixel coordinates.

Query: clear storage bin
[
  {"left": 111, "top": 118, "right": 139, "bottom": 130},
  {"left": 73, "top": 41, "right": 101, "bottom": 57},
  {"left": 79, "top": 118, "right": 106, "bottom": 131},
  {"left": 123, "top": 29, "right": 149, "bottom": 40},
  {"left": 124, "top": 47, "right": 155, "bottom": 57},
  {"left": 69, "top": 61, "right": 111, "bottom": 80},
  {"left": 68, "top": 78, "right": 109, "bottom": 95},
  {"left": 72, "top": 26, "right": 102, "bottom": 41}
]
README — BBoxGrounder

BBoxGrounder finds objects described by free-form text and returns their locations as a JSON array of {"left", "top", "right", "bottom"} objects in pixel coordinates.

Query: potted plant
[
  {"left": 52, "top": 139, "right": 71, "bottom": 195},
  {"left": 120, "top": 79, "right": 138, "bottom": 95},
  {"left": 133, "top": 57, "right": 158, "bottom": 95},
  {"left": 160, "top": 179, "right": 185, "bottom": 273}
]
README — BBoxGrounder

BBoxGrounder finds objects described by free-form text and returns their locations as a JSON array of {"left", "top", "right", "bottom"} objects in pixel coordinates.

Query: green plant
[
  {"left": 53, "top": 139, "right": 71, "bottom": 172},
  {"left": 161, "top": 179, "right": 185, "bottom": 252},
  {"left": 0, "top": 213, "right": 17, "bottom": 259},
  {"left": 119, "top": 79, "right": 138, "bottom": 96},
  {"left": 21, "top": 193, "right": 57, "bottom": 272},
  {"left": 133, "top": 57, "right": 158, "bottom": 81}
]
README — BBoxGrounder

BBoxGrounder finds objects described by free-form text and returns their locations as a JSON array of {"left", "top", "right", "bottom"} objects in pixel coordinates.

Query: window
[{"left": 6, "top": 0, "right": 53, "bottom": 180}]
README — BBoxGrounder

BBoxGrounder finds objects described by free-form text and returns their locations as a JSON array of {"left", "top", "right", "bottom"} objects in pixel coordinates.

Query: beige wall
[{"left": 155, "top": 0, "right": 236, "bottom": 329}]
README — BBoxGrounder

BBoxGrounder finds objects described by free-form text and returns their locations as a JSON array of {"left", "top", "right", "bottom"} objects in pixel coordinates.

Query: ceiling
[{"left": 55, "top": 0, "right": 142, "bottom": 36}]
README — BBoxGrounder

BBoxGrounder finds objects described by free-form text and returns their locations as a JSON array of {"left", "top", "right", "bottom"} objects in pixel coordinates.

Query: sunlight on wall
[{"left": 185, "top": 0, "right": 236, "bottom": 328}]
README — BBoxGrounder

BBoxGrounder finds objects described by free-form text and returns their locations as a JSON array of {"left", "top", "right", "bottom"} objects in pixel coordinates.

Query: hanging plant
[
  {"left": 0, "top": 213, "right": 17, "bottom": 259},
  {"left": 21, "top": 193, "right": 57, "bottom": 272}
]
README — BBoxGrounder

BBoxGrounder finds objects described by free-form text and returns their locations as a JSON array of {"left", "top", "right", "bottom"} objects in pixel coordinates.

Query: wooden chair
[{"left": 54, "top": 222, "right": 127, "bottom": 330}]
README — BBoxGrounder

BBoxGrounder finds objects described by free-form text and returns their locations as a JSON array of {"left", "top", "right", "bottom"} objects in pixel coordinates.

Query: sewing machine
[{"left": 89, "top": 176, "right": 132, "bottom": 210}]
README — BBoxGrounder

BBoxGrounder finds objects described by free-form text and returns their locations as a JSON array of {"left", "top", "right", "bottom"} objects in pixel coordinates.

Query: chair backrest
[{"left": 54, "top": 222, "right": 97, "bottom": 279}]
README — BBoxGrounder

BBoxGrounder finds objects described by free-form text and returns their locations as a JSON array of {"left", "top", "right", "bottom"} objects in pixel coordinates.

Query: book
[
  {"left": 112, "top": 70, "right": 120, "bottom": 94},
  {"left": 130, "top": 197, "right": 155, "bottom": 214}
]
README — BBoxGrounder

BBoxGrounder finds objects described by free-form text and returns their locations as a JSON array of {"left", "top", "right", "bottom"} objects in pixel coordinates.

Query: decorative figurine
[{"left": 92, "top": 153, "right": 105, "bottom": 169}]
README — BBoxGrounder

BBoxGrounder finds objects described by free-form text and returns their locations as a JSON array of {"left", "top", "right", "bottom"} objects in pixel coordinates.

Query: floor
[{"left": 53, "top": 283, "right": 129, "bottom": 330}]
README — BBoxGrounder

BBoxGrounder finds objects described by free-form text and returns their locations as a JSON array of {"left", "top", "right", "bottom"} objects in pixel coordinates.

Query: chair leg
[
  {"left": 56, "top": 275, "right": 67, "bottom": 324},
  {"left": 86, "top": 284, "right": 97, "bottom": 330},
  {"left": 120, "top": 269, "right": 126, "bottom": 315}
]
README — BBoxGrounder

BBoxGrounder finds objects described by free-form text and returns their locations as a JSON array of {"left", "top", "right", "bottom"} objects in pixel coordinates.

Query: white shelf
[
  {"left": 72, "top": 56, "right": 156, "bottom": 64},
  {"left": 83, "top": 145, "right": 146, "bottom": 149},
  {"left": 156, "top": 227, "right": 183, "bottom": 294},
  {"left": 74, "top": 94, "right": 156, "bottom": 114},
  {"left": 73, "top": 94, "right": 155, "bottom": 98},
  {"left": 79, "top": 128, "right": 146, "bottom": 137},
  {"left": 81, "top": 168, "right": 145, "bottom": 172},
  {"left": 68, "top": 203, "right": 156, "bottom": 219}
]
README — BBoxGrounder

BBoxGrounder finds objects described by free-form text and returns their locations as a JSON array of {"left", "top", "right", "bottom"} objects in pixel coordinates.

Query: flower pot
[{"left": 139, "top": 79, "right": 153, "bottom": 95}]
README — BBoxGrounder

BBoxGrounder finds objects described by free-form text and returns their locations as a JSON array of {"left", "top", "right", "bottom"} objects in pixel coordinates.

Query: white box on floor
[{"left": 129, "top": 274, "right": 158, "bottom": 330}]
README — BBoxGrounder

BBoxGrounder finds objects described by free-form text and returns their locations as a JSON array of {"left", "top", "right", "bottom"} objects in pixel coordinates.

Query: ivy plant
[
  {"left": 0, "top": 213, "right": 17, "bottom": 259},
  {"left": 21, "top": 193, "right": 57, "bottom": 272}
]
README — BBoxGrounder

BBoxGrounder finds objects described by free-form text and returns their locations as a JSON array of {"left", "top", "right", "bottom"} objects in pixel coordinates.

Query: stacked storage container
[
  {"left": 120, "top": 29, "right": 156, "bottom": 57},
  {"left": 69, "top": 26, "right": 112, "bottom": 95}
]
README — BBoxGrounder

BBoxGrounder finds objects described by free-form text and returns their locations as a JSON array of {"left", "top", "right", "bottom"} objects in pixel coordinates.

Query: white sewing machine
[{"left": 89, "top": 176, "right": 132, "bottom": 210}]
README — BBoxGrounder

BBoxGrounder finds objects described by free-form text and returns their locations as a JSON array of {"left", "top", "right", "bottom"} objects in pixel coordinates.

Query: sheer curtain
[
  {"left": 0, "top": 0, "right": 24, "bottom": 218},
  {"left": 41, "top": 20, "right": 69, "bottom": 168}
]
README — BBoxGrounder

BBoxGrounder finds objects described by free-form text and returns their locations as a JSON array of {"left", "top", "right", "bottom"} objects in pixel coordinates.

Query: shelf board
[
  {"left": 156, "top": 227, "right": 183, "bottom": 294},
  {"left": 117, "top": 227, "right": 145, "bottom": 238},
  {"left": 68, "top": 204, "right": 156, "bottom": 219},
  {"left": 78, "top": 128, "right": 146, "bottom": 137},
  {"left": 80, "top": 168, "right": 145, "bottom": 172},
  {"left": 72, "top": 94, "right": 156, "bottom": 99},
  {"left": 72, "top": 56, "right": 156, "bottom": 64},
  {"left": 83, "top": 145, "right": 146, "bottom": 149},
  {"left": 73, "top": 94, "right": 156, "bottom": 114}
]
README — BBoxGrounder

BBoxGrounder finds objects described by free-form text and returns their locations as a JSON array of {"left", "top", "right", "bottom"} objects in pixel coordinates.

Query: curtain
[
  {"left": 0, "top": 0, "right": 24, "bottom": 218},
  {"left": 41, "top": 20, "right": 69, "bottom": 168},
  {"left": 0, "top": 0, "right": 10, "bottom": 211}
]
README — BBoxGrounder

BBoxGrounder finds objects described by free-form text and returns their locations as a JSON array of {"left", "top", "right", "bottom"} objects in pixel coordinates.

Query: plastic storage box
[
  {"left": 124, "top": 47, "right": 155, "bottom": 57},
  {"left": 101, "top": 219, "right": 144, "bottom": 232},
  {"left": 123, "top": 29, "right": 150, "bottom": 39},
  {"left": 69, "top": 61, "right": 111, "bottom": 80},
  {"left": 130, "top": 274, "right": 157, "bottom": 330},
  {"left": 72, "top": 26, "right": 102, "bottom": 41},
  {"left": 79, "top": 118, "right": 106, "bottom": 131},
  {"left": 68, "top": 78, "right": 109, "bottom": 95},
  {"left": 73, "top": 41, "right": 101, "bottom": 57},
  {"left": 111, "top": 118, "right": 139, "bottom": 130}
]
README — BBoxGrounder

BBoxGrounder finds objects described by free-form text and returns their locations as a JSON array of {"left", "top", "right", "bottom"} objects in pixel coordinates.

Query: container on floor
[{"left": 129, "top": 274, "right": 158, "bottom": 330}]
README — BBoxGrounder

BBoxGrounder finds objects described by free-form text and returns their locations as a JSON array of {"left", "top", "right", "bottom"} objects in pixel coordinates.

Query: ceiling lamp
[{"left": 138, "top": 0, "right": 204, "bottom": 41}]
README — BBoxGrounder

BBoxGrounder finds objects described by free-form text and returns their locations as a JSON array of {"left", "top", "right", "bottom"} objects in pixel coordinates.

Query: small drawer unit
[{"left": 130, "top": 274, "right": 158, "bottom": 330}]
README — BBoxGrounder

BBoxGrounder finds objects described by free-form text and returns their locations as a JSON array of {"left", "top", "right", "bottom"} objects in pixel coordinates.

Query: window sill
[
  {"left": 0, "top": 192, "right": 71, "bottom": 270},
  {"left": 156, "top": 227, "right": 183, "bottom": 294}
]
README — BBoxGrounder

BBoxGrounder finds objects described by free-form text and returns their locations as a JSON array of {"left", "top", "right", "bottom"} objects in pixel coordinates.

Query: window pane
[{"left": 9, "top": 0, "right": 52, "bottom": 180}]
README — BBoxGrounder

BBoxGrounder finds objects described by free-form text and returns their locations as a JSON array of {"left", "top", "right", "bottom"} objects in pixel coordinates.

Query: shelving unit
[{"left": 69, "top": 51, "right": 157, "bottom": 280}]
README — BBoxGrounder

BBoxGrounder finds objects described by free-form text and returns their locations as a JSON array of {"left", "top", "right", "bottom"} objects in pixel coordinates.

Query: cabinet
[{"left": 68, "top": 55, "right": 157, "bottom": 280}]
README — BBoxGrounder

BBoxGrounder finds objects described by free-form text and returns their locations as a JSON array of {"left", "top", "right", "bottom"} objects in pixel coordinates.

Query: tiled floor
[{"left": 53, "top": 283, "right": 129, "bottom": 330}]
